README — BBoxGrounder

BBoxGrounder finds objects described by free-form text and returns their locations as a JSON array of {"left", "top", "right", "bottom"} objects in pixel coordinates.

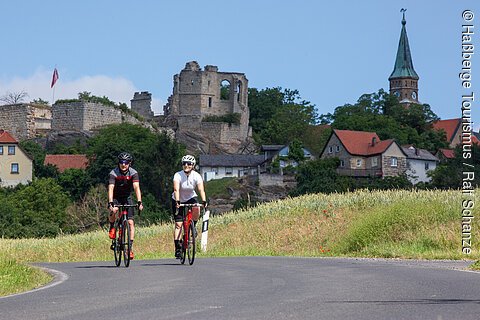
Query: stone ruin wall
[
  {"left": 161, "top": 61, "right": 252, "bottom": 154},
  {"left": 0, "top": 104, "right": 52, "bottom": 140},
  {"left": 52, "top": 102, "right": 144, "bottom": 131}
]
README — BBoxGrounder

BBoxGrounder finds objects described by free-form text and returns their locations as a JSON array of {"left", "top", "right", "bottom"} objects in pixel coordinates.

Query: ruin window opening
[
  {"left": 220, "top": 80, "right": 231, "bottom": 100},
  {"left": 208, "top": 97, "right": 212, "bottom": 108},
  {"left": 236, "top": 82, "right": 242, "bottom": 102}
]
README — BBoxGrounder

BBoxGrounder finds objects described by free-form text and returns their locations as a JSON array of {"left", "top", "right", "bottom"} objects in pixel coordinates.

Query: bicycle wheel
[
  {"left": 187, "top": 224, "right": 196, "bottom": 265},
  {"left": 113, "top": 226, "right": 121, "bottom": 267},
  {"left": 123, "top": 219, "right": 131, "bottom": 267},
  {"left": 180, "top": 230, "right": 186, "bottom": 265}
]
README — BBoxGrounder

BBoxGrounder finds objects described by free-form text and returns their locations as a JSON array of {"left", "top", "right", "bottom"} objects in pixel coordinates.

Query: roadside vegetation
[{"left": 1, "top": 188, "right": 478, "bottom": 296}]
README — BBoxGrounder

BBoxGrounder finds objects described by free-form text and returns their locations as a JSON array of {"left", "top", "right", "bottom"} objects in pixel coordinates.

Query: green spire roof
[{"left": 389, "top": 10, "right": 419, "bottom": 80}]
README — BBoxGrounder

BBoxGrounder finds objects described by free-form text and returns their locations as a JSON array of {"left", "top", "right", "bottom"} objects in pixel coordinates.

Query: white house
[
  {"left": 401, "top": 146, "right": 438, "bottom": 184},
  {"left": 199, "top": 154, "right": 265, "bottom": 181}
]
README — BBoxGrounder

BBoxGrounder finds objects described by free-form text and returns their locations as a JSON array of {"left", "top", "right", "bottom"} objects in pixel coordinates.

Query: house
[
  {"left": 432, "top": 118, "right": 462, "bottom": 148},
  {"left": 320, "top": 129, "right": 407, "bottom": 178},
  {"left": 44, "top": 154, "right": 89, "bottom": 172},
  {"left": 199, "top": 154, "right": 265, "bottom": 181},
  {"left": 401, "top": 146, "right": 438, "bottom": 184},
  {"left": 0, "top": 129, "right": 33, "bottom": 187},
  {"left": 260, "top": 144, "right": 315, "bottom": 170}
]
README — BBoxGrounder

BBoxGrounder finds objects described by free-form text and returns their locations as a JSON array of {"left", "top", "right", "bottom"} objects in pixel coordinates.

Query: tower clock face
[
  {"left": 394, "top": 91, "right": 400, "bottom": 97},
  {"left": 411, "top": 91, "right": 417, "bottom": 100}
]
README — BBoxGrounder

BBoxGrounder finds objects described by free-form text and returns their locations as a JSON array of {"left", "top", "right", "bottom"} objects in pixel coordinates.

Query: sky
[{"left": 1, "top": 1, "right": 479, "bottom": 130}]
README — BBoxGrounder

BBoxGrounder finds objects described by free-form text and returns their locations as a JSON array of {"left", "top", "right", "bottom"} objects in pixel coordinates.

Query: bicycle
[
  {"left": 111, "top": 204, "right": 138, "bottom": 267},
  {"left": 177, "top": 203, "right": 204, "bottom": 265}
]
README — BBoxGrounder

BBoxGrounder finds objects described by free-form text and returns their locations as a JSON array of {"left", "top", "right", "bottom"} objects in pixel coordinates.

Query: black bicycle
[{"left": 111, "top": 204, "right": 137, "bottom": 267}]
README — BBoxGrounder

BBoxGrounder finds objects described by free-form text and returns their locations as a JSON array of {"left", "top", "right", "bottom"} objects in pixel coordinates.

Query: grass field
[{"left": 1, "top": 188, "right": 478, "bottom": 296}]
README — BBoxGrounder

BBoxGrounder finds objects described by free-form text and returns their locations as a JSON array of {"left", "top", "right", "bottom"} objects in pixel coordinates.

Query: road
[{"left": 1, "top": 257, "right": 479, "bottom": 320}]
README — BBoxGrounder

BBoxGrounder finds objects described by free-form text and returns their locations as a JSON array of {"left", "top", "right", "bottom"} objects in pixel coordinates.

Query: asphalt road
[{"left": 1, "top": 257, "right": 479, "bottom": 320}]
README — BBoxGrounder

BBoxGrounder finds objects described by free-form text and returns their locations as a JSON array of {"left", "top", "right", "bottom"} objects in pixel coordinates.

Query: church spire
[{"left": 389, "top": 9, "right": 419, "bottom": 103}]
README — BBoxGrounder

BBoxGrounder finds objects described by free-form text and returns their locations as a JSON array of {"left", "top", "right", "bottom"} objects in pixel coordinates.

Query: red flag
[{"left": 51, "top": 68, "right": 59, "bottom": 88}]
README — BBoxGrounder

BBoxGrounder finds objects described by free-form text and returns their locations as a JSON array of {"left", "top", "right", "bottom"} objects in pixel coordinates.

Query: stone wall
[
  {"left": 52, "top": 102, "right": 144, "bottom": 131},
  {"left": 131, "top": 91, "right": 154, "bottom": 120},
  {"left": 0, "top": 104, "right": 51, "bottom": 140}
]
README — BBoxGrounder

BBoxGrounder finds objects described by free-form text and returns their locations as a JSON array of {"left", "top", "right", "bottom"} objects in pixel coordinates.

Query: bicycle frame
[
  {"left": 177, "top": 203, "right": 204, "bottom": 265},
  {"left": 112, "top": 204, "right": 137, "bottom": 267}
]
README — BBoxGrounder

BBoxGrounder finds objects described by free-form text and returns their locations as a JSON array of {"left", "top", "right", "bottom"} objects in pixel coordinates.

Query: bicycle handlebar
[
  {"left": 177, "top": 203, "right": 205, "bottom": 208},
  {"left": 113, "top": 204, "right": 138, "bottom": 208}
]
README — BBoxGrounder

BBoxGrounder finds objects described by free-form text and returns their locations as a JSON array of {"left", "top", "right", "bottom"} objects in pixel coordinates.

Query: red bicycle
[
  {"left": 111, "top": 204, "right": 137, "bottom": 267},
  {"left": 177, "top": 203, "right": 204, "bottom": 265}
]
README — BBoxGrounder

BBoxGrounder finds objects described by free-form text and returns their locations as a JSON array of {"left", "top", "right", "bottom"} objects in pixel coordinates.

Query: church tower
[{"left": 389, "top": 9, "right": 419, "bottom": 104}]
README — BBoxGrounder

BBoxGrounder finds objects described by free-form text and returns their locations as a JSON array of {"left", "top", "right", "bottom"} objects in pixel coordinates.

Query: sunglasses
[
  {"left": 182, "top": 162, "right": 194, "bottom": 166},
  {"left": 119, "top": 160, "right": 131, "bottom": 165}
]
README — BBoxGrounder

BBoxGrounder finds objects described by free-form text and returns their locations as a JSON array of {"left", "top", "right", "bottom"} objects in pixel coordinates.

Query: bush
[{"left": 0, "top": 179, "right": 71, "bottom": 238}]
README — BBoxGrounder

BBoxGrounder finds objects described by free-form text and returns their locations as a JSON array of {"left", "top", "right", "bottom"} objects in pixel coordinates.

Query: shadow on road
[{"left": 326, "top": 299, "right": 480, "bottom": 305}]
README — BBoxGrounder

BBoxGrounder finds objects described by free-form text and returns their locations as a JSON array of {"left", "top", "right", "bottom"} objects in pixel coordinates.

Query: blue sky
[{"left": 1, "top": 0, "right": 478, "bottom": 129}]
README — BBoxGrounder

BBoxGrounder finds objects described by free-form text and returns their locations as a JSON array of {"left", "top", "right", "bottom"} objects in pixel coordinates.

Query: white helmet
[{"left": 181, "top": 154, "right": 196, "bottom": 165}]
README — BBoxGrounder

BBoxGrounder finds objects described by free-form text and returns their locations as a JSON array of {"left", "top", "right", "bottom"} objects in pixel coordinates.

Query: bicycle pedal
[{"left": 110, "top": 244, "right": 115, "bottom": 250}]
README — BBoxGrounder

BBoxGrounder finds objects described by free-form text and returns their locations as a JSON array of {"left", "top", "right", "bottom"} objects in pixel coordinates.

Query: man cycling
[
  {"left": 172, "top": 155, "right": 207, "bottom": 258},
  {"left": 108, "top": 152, "right": 144, "bottom": 260}
]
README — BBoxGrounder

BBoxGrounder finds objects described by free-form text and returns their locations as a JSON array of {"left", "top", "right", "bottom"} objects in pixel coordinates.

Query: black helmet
[{"left": 118, "top": 152, "right": 133, "bottom": 163}]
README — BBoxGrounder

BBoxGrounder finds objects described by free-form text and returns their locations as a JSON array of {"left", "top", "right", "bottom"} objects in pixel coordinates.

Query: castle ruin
[{"left": 158, "top": 61, "right": 253, "bottom": 154}]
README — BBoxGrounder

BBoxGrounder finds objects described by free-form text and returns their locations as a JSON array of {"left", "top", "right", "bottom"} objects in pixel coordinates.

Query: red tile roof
[
  {"left": 0, "top": 130, "right": 18, "bottom": 143},
  {"left": 334, "top": 129, "right": 395, "bottom": 155},
  {"left": 432, "top": 119, "right": 460, "bottom": 143},
  {"left": 44, "top": 154, "right": 89, "bottom": 172},
  {"left": 437, "top": 148, "right": 455, "bottom": 159}
]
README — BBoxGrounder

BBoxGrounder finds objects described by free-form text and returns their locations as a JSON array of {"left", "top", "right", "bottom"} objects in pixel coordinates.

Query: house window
[
  {"left": 371, "top": 157, "right": 378, "bottom": 167},
  {"left": 339, "top": 160, "right": 345, "bottom": 167},
  {"left": 328, "top": 146, "right": 333, "bottom": 154},
  {"left": 356, "top": 159, "right": 362, "bottom": 167},
  {"left": 391, "top": 157, "right": 398, "bottom": 167},
  {"left": 8, "top": 146, "right": 15, "bottom": 155},
  {"left": 335, "top": 145, "right": 340, "bottom": 152},
  {"left": 0, "top": 146, "right": 3, "bottom": 155},
  {"left": 11, "top": 163, "right": 19, "bottom": 174},
  {"left": 425, "top": 162, "right": 430, "bottom": 170},
  {"left": 225, "top": 167, "right": 233, "bottom": 175}
]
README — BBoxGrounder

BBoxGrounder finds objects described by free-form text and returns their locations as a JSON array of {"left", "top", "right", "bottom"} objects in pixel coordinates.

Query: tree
[
  {"left": 86, "top": 123, "right": 184, "bottom": 205},
  {"left": 31, "top": 98, "right": 49, "bottom": 105},
  {"left": 0, "top": 91, "right": 29, "bottom": 104},
  {"left": 429, "top": 144, "right": 480, "bottom": 189},
  {"left": 288, "top": 139, "right": 305, "bottom": 163},
  {"left": 320, "top": 89, "right": 448, "bottom": 152},
  {"left": 19, "top": 140, "right": 60, "bottom": 179},
  {"left": 0, "top": 178, "right": 71, "bottom": 238}
]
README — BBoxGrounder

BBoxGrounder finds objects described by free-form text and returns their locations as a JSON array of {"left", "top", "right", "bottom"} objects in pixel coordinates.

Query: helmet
[
  {"left": 118, "top": 152, "right": 133, "bottom": 163},
  {"left": 181, "top": 154, "right": 196, "bottom": 165}
]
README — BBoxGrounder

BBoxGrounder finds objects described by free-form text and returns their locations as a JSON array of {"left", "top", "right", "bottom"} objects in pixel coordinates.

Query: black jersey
[{"left": 108, "top": 167, "right": 139, "bottom": 200}]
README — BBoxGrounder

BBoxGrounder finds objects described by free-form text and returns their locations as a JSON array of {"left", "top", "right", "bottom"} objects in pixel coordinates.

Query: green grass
[
  {"left": 204, "top": 177, "right": 242, "bottom": 198},
  {"left": 0, "top": 259, "right": 52, "bottom": 296},
  {"left": 1, "top": 188, "right": 479, "bottom": 296}
]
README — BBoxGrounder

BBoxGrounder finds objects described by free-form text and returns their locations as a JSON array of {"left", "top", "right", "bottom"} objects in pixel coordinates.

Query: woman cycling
[{"left": 172, "top": 155, "right": 207, "bottom": 259}]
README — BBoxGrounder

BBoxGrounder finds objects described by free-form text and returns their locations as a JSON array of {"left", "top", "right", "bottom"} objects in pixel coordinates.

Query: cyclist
[
  {"left": 108, "top": 152, "right": 144, "bottom": 260},
  {"left": 172, "top": 154, "right": 207, "bottom": 258}
]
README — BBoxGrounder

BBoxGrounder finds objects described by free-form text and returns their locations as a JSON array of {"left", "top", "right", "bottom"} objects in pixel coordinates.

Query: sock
[
  {"left": 129, "top": 240, "right": 134, "bottom": 249},
  {"left": 110, "top": 222, "right": 114, "bottom": 229},
  {"left": 174, "top": 240, "right": 180, "bottom": 250}
]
